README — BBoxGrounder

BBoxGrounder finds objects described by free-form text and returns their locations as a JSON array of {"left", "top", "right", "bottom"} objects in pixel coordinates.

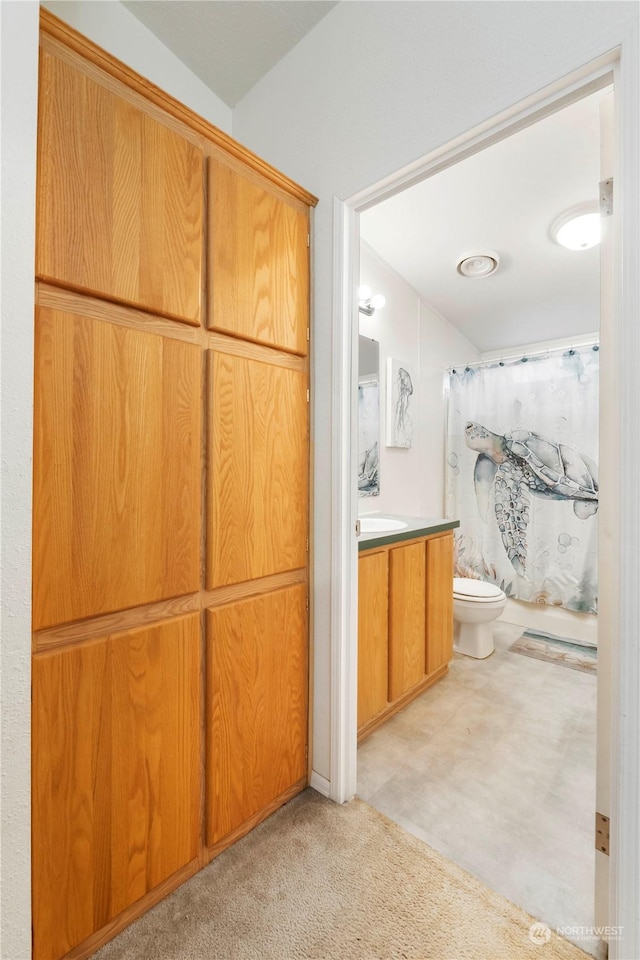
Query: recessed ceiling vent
[{"left": 456, "top": 251, "right": 500, "bottom": 279}]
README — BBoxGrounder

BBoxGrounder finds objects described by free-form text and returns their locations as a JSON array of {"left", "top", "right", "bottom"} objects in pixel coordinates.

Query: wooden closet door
[
  {"left": 426, "top": 533, "right": 454, "bottom": 675},
  {"left": 32, "top": 614, "right": 201, "bottom": 960},
  {"left": 36, "top": 50, "right": 203, "bottom": 325},
  {"left": 206, "top": 350, "right": 308, "bottom": 589},
  {"left": 388, "top": 541, "right": 426, "bottom": 701},
  {"left": 33, "top": 12, "right": 315, "bottom": 959},
  {"left": 33, "top": 306, "right": 202, "bottom": 630},
  {"left": 206, "top": 585, "right": 308, "bottom": 846},
  {"left": 208, "top": 158, "right": 309, "bottom": 354}
]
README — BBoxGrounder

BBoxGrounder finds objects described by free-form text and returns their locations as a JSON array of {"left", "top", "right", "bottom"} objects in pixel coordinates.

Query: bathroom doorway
[{"left": 331, "top": 56, "right": 634, "bottom": 957}]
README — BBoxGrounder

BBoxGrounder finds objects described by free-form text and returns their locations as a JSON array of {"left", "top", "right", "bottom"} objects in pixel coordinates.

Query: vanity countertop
[{"left": 358, "top": 515, "right": 459, "bottom": 551}]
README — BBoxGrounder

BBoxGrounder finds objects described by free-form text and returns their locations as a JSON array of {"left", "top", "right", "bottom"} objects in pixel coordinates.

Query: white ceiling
[
  {"left": 122, "top": 0, "right": 338, "bottom": 107},
  {"left": 360, "top": 91, "right": 606, "bottom": 354}
]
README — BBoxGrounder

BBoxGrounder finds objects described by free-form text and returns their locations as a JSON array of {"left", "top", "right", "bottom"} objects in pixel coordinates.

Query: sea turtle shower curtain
[{"left": 446, "top": 346, "right": 599, "bottom": 613}]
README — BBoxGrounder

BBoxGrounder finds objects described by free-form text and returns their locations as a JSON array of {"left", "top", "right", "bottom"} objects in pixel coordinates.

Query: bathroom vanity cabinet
[
  {"left": 358, "top": 530, "right": 455, "bottom": 740},
  {"left": 32, "top": 11, "right": 315, "bottom": 960}
]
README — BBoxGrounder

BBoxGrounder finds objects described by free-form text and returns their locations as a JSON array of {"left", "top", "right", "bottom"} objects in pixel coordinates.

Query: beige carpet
[{"left": 96, "top": 789, "right": 589, "bottom": 960}]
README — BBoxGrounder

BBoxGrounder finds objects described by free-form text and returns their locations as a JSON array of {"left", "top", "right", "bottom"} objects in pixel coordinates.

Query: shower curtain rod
[{"left": 447, "top": 337, "right": 600, "bottom": 373}]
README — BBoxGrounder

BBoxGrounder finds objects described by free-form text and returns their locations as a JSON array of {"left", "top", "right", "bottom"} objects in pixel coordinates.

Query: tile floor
[{"left": 357, "top": 621, "right": 605, "bottom": 959}]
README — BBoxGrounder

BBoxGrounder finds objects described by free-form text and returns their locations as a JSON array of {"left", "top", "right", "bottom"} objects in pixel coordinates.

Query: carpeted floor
[{"left": 95, "top": 789, "right": 589, "bottom": 960}]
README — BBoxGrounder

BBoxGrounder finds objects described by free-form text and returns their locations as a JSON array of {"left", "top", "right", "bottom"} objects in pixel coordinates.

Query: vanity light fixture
[
  {"left": 358, "top": 285, "right": 386, "bottom": 316},
  {"left": 551, "top": 202, "right": 601, "bottom": 250},
  {"left": 456, "top": 250, "right": 500, "bottom": 279}
]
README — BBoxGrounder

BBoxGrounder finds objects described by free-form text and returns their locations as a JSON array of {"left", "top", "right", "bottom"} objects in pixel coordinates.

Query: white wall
[
  {"left": 358, "top": 242, "right": 478, "bottom": 517},
  {"left": 42, "top": 0, "right": 232, "bottom": 132},
  {"left": 481, "top": 332, "right": 599, "bottom": 363},
  {"left": 418, "top": 300, "right": 480, "bottom": 518},
  {"left": 233, "top": 0, "right": 639, "bottom": 786},
  {"left": 358, "top": 245, "right": 422, "bottom": 517},
  {"left": 1, "top": 5, "right": 39, "bottom": 958}
]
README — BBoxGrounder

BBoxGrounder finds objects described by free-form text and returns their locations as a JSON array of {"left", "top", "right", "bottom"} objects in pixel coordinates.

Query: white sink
[{"left": 359, "top": 517, "right": 409, "bottom": 534}]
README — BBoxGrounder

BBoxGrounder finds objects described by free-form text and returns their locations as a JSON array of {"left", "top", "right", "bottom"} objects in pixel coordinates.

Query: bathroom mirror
[{"left": 358, "top": 335, "right": 380, "bottom": 497}]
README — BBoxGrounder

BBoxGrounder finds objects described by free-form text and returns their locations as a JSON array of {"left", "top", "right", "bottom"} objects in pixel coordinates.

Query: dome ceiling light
[
  {"left": 456, "top": 251, "right": 500, "bottom": 279},
  {"left": 551, "top": 202, "right": 601, "bottom": 250}
]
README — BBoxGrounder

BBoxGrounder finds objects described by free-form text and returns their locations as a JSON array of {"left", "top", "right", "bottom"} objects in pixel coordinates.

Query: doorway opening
[
  {"left": 331, "top": 55, "right": 632, "bottom": 959},
  {"left": 354, "top": 85, "right": 608, "bottom": 956}
]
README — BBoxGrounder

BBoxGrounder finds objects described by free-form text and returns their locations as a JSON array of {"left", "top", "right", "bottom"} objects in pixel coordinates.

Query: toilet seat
[{"left": 453, "top": 577, "right": 505, "bottom": 602}]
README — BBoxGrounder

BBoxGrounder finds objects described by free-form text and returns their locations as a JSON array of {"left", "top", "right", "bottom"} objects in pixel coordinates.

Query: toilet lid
[{"left": 453, "top": 577, "right": 505, "bottom": 600}]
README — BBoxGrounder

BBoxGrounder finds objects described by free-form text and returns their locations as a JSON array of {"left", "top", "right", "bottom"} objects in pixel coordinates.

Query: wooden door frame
[{"left": 330, "top": 40, "right": 640, "bottom": 960}]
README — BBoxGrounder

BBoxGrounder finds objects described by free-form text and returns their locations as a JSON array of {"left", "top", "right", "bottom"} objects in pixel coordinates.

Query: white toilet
[{"left": 453, "top": 577, "right": 507, "bottom": 659}]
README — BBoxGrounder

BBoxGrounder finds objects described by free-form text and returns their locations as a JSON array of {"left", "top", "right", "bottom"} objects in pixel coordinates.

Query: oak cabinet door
[
  {"left": 32, "top": 615, "right": 201, "bottom": 960},
  {"left": 33, "top": 307, "right": 202, "bottom": 630},
  {"left": 357, "top": 551, "right": 389, "bottom": 728},
  {"left": 207, "top": 351, "right": 308, "bottom": 589},
  {"left": 36, "top": 50, "right": 203, "bottom": 325},
  {"left": 206, "top": 586, "right": 308, "bottom": 846},
  {"left": 208, "top": 158, "right": 309, "bottom": 354},
  {"left": 426, "top": 533, "right": 454, "bottom": 675},
  {"left": 388, "top": 541, "right": 426, "bottom": 701}
]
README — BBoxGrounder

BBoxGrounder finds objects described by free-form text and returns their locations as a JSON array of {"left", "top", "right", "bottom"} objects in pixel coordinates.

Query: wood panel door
[
  {"left": 32, "top": 614, "right": 201, "bottom": 960},
  {"left": 207, "top": 350, "right": 308, "bottom": 589},
  {"left": 388, "top": 541, "right": 426, "bottom": 702},
  {"left": 357, "top": 551, "right": 389, "bottom": 728},
  {"left": 206, "top": 585, "right": 308, "bottom": 847},
  {"left": 426, "top": 533, "right": 454, "bottom": 675},
  {"left": 208, "top": 158, "right": 309, "bottom": 354},
  {"left": 36, "top": 50, "right": 203, "bottom": 325},
  {"left": 33, "top": 306, "right": 202, "bottom": 630}
]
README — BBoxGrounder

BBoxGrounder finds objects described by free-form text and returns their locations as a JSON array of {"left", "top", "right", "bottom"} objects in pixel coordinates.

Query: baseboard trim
[
  {"left": 357, "top": 664, "right": 449, "bottom": 743},
  {"left": 205, "top": 777, "right": 308, "bottom": 860},
  {"left": 310, "top": 770, "right": 331, "bottom": 797},
  {"left": 63, "top": 857, "right": 200, "bottom": 960}
]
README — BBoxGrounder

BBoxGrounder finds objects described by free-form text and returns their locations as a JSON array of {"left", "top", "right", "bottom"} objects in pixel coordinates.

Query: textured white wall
[
  {"left": 1, "top": 4, "right": 39, "bottom": 958},
  {"left": 43, "top": 0, "right": 232, "bottom": 132},
  {"left": 233, "top": 0, "right": 639, "bottom": 783}
]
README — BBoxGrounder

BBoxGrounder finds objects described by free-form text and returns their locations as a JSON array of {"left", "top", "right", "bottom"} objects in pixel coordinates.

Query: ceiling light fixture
[
  {"left": 551, "top": 202, "right": 600, "bottom": 250},
  {"left": 456, "top": 251, "right": 500, "bottom": 279},
  {"left": 358, "top": 285, "right": 386, "bottom": 316}
]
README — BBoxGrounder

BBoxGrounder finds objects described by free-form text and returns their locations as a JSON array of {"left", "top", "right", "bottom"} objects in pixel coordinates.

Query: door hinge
[
  {"left": 355, "top": 519, "right": 361, "bottom": 537},
  {"left": 305, "top": 595, "right": 309, "bottom": 612},
  {"left": 595, "top": 812, "right": 610, "bottom": 855},
  {"left": 306, "top": 388, "right": 310, "bottom": 403},
  {"left": 306, "top": 327, "right": 310, "bottom": 342},
  {"left": 599, "top": 178, "right": 613, "bottom": 217},
  {"left": 305, "top": 744, "right": 309, "bottom": 759},
  {"left": 307, "top": 234, "right": 310, "bottom": 247},
  {"left": 306, "top": 537, "right": 309, "bottom": 552}
]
